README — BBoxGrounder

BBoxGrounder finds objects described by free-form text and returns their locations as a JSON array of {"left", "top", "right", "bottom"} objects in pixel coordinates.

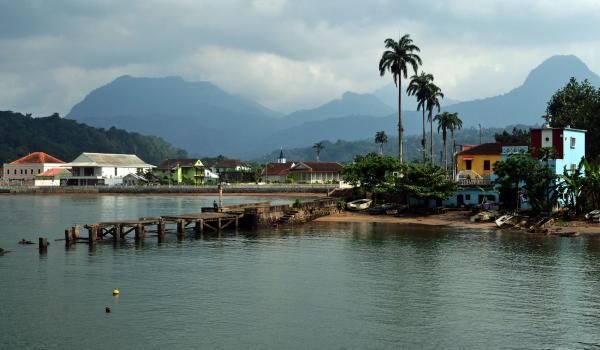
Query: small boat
[
  {"left": 495, "top": 214, "right": 515, "bottom": 228},
  {"left": 347, "top": 199, "right": 373, "bottom": 211}
]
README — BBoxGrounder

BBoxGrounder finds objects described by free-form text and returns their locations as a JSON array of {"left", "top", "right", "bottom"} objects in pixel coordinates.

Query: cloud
[{"left": 1, "top": 0, "right": 600, "bottom": 115}]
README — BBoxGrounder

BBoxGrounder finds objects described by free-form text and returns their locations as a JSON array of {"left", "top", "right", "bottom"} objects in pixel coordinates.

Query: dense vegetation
[
  {"left": 547, "top": 77, "right": 600, "bottom": 162},
  {"left": 0, "top": 111, "right": 187, "bottom": 165}
]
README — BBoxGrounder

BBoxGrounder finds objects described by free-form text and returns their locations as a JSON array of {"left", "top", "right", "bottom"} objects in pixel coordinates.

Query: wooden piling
[
  {"left": 114, "top": 224, "right": 122, "bottom": 242},
  {"left": 157, "top": 220, "right": 165, "bottom": 237},
  {"left": 65, "top": 229, "right": 71, "bottom": 245},
  {"left": 135, "top": 224, "right": 145, "bottom": 241},
  {"left": 217, "top": 218, "right": 222, "bottom": 233},
  {"left": 72, "top": 225, "right": 80, "bottom": 239},
  {"left": 194, "top": 219, "right": 204, "bottom": 234},
  {"left": 88, "top": 225, "right": 98, "bottom": 245},
  {"left": 177, "top": 220, "right": 185, "bottom": 233},
  {"left": 38, "top": 237, "right": 48, "bottom": 253}
]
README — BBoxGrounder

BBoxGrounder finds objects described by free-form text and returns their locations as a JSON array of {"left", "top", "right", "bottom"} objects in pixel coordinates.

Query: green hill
[{"left": 0, "top": 111, "right": 187, "bottom": 165}]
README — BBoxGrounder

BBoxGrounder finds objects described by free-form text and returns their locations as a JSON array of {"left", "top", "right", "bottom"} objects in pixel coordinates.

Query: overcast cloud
[{"left": 1, "top": 0, "right": 599, "bottom": 116}]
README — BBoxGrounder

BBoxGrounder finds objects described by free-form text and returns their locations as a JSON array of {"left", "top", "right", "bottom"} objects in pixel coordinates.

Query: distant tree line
[{"left": 0, "top": 111, "right": 187, "bottom": 165}]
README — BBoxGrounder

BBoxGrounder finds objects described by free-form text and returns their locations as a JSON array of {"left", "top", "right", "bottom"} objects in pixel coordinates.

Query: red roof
[
  {"left": 261, "top": 163, "right": 292, "bottom": 176},
  {"left": 457, "top": 143, "right": 502, "bottom": 156},
  {"left": 10, "top": 152, "right": 65, "bottom": 165},
  {"left": 290, "top": 162, "right": 342, "bottom": 172},
  {"left": 214, "top": 159, "right": 248, "bottom": 168},
  {"left": 37, "top": 168, "right": 71, "bottom": 177}
]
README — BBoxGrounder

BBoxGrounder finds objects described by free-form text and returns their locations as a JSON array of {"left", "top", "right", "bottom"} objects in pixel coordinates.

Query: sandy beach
[{"left": 315, "top": 210, "right": 600, "bottom": 236}]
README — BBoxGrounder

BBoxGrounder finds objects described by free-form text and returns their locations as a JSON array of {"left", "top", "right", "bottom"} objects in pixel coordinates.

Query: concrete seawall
[{"left": 3, "top": 184, "right": 339, "bottom": 195}]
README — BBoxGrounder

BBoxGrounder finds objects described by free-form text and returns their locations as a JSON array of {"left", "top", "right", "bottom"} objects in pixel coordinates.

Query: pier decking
[{"left": 65, "top": 212, "right": 242, "bottom": 246}]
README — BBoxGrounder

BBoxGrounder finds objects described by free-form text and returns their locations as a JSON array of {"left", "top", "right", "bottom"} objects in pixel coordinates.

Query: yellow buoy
[{"left": 112, "top": 288, "right": 120, "bottom": 296}]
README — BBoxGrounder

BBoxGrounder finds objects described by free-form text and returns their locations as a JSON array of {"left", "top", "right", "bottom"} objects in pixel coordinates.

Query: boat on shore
[{"left": 347, "top": 199, "right": 373, "bottom": 211}]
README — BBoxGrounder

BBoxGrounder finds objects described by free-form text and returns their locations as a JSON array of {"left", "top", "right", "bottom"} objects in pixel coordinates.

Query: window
[
  {"left": 14, "top": 170, "right": 17, "bottom": 174},
  {"left": 30, "top": 169, "right": 34, "bottom": 174},
  {"left": 37, "top": 169, "right": 41, "bottom": 174},
  {"left": 465, "top": 160, "right": 472, "bottom": 170},
  {"left": 483, "top": 160, "right": 491, "bottom": 171},
  {"left": 570, "top": 137, "right": 576, "bottom": 149},
  {"left": 465, "top": 194, "right": 471, "bottom": 201},
  {"left": 114, "top": 167, "right": 118, "bottom": 176}
]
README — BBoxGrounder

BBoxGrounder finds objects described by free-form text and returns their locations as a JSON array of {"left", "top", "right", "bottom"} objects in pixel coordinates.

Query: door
[{"left": 457, "top": 194, "right": 464, "bottom": 206}]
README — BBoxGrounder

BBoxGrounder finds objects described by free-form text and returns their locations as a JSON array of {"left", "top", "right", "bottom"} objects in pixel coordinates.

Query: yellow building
[{"left": 455, "top": 143, "right": 502, "bottom": 179}]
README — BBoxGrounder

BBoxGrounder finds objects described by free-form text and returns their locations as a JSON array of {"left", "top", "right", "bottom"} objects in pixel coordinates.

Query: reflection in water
[{"left": 2, "top": 196, "right": 600, "bottom": 349}]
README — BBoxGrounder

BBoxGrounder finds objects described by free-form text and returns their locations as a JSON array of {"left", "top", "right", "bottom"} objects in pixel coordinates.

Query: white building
[
  {"left": 34, "top": 168, "right": 72, "bottom": 187},
  {"left": 65, "top": 153, "right": 155, "bottom": 186},
  {"left": 2, "top": 152, "right": 67, "bottom": 182}
]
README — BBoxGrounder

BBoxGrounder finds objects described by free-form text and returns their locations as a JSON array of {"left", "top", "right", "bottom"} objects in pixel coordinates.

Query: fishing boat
[
  {"left": 347, "top": 199, "right": 373, "bottom": 211},
  {"left": 495, "top": 214, "right": 515, "bottom": 228}
]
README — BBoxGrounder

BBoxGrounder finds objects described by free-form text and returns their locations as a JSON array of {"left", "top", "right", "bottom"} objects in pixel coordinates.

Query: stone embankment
[{"left": 3, "top": 184, "right": 340, "bottom": 195}]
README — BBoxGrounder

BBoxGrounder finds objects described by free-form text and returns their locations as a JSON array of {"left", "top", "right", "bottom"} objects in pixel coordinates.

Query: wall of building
[
  {"left": 456, "top": 154, "right": 502, "bottom": 178},
  {"left": 3, "top": 163, "right": 64, "bottom": 180}
]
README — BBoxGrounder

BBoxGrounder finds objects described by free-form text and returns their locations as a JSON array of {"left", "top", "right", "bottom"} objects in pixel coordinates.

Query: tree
[
  {"left": 374, "top": 131, "right": 388, "bottom": 155},
  {"left": 547, "top": 77, "right": 600, "bottom": 161},
  {"left": 378, "top": 34, "right": 422, "bottom": 163},
  {"left": 425, "top": 83, "right": 443, "bottom": 164},
  {"left": 494, "top": 155, "right": 558, "bottom": 213},
  {"left": 494, "top": 127, "right": 530, "bottom": 145},
  {"left": 394, "top": 163, "right": 458, "bottom": 203},
  {"left": 342, "top": 153, "right": 404, "bottom": 198},
  {"left": 313, "top": 142, "right": 324, "bottom": 161},
  {"left": 434, "top": 111, "right": 453, "bottom": 171},
  {"left": 447, "top": 112, "right": 463, "bottom": 172},
  {"left": 407, "top": 72, "right": 434, "bottom": 162}
]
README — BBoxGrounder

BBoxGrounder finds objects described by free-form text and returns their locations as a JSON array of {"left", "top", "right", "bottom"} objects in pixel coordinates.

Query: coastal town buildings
[
  {"left": 34, "top": 168, "right": 72, "bottom": 187},
  {"left": 2, "top": 152, "right": 67, "bottom": 182},
  {"left": 288, "top": 162, "right": 343, "bottom": 184},
  {"left": 65, "top": 152, "right": 154, "bottom": 186},
  {"left": 530, "top": 125, "right": 586, "bottom": 174},
  {"left": 154, "top": 158, "right": 206, "bottom": 185},
  {"left": 211, "top": 159, "right": 254, "bottom": 183}
]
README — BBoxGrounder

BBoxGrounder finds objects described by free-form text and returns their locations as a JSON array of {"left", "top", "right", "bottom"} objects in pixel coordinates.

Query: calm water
[{"left": 2, "top": 195, "right": 600, "bottom": 349}]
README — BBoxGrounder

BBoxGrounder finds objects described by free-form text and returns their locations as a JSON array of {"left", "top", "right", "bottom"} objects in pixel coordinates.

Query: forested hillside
[{"left": 0, "top": 111, "right": 187, "bottom": 165}]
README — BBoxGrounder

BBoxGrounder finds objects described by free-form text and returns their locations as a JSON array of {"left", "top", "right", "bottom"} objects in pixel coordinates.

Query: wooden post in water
[
  {"left": 135, "top": 224, "right": 145, "bottom": 241},
  {"left": 217, "top": 218, "right": 222, "bottom": 233},
  {"left": 72, "top": 225, "right": 80, "bottom": 240},
  {"left": 38, "top": 237, "right": 48, "bottom": 253},
  {"left": 235, "top": 217, "right": 239, "bottom": 230},
  {"left": 177, "top": 219, "right": 185, "bottom": 239},
  {"left": 65, "top": 229, "right": 71, "bottom": 245},
  {"left": 114, "top": 225, "right": 122, "bottom": 242},
  {"left": 194, "top": 219, "right": 204, "bottom": 234},
  {"left": 88, "top": 225, "right": 98, "bottom": 245},
  {"left": 157, "top": 220, "right": 165, "bottom": 236}
]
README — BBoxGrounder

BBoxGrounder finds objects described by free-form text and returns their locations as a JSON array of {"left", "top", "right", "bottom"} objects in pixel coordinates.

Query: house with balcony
[
  {"left": 154, "top": 158, "right": 206, "bottom": 185},
  {"left": 65, "top": 153, "right": 155, "bottom": 186},
  {"left": 444, "top": 143, "right": 502, "bottom": 207}
]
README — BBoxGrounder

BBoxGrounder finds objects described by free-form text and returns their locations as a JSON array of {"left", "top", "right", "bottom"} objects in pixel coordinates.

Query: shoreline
[
  {"left": 315, "top": 211, "right": 600, "bottom": 236},
  {"left": 0, "top": 191, "right": 326, "bottom": 198}
]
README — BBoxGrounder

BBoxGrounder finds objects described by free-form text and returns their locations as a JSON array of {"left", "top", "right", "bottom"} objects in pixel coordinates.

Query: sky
[{"left": 1, "top": 0, "right": 600, "bottom": 116}]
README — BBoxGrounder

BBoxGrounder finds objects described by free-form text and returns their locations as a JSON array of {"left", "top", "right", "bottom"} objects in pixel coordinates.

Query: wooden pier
[{"left": 67, "top": 212, "right": 242, "bottom": 246}]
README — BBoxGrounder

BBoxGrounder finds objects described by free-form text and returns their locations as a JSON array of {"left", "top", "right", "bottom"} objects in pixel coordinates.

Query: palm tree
[
  {"left": 447, "top": 112, "right": 463, "bottom": 176},
  {"left": 434, "top": 111, "right": 454, "bottom": 170},
  {"left": 374, "top": 131, "right": 388, "bottom": 155},
  {"left": 407, "top": 72, "right": 434, "bottom": 162},
  {"left": 378, "top": 34, "right": 422, "bottom": 163},
  {"left": 425, "top": 83, "right": 443, "bottom": 164},
  {"left": 313, "top": 142, "right": 324, "bottom": 161}
]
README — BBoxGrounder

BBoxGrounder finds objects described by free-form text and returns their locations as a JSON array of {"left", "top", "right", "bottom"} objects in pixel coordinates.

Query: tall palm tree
[
  {"left": 378, "top": 34, "right": 422, "bottom": 163},
  {"left": 313, "top": 142, "right": 324, "bottom": 162},
  {"left": 433, "top": 111, "right": 454, "bottom": 170},
  {"left": 374, "top": 131, "right": 388, "bottom": 155},
  {"left": 407, "top": 72, "right": 434, "bottom": 162},
  {"left": 447, "top": 112, "right": 463, "bottom": 176},
  {"left": 425, "top": 83, "right": 443, "bottom": 164}
]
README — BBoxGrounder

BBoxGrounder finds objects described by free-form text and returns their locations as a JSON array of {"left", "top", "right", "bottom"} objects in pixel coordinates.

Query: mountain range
[{"left": 66, "top": 55, "right": 600, "bottom": 160}]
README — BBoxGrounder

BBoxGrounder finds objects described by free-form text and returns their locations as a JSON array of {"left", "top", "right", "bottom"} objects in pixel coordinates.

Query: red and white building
[
  {"left": 288, "top": 162, "right": 343, "bottom": 184},
  {"left": 2, "top": 152, "right": 67, "bottom": 181}
]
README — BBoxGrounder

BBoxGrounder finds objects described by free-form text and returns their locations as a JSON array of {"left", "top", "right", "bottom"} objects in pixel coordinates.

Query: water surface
[{"left": 2, "top": 195, "right": 600, "bottom": 349}]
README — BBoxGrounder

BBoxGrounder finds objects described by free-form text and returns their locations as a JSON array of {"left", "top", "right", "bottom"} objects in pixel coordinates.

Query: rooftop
[
  {"left": 68, "top": 152, "right": 155, "bottom": 167},
  {"left": 214, "top": 159, "right": 247, "bottom": 168},
  {"left": 158, "top": 158, "right": 203, "bottom": 169},
  {"left": 261, "top": 163, "right": 292, "bottom": 176},
  {"left": 10, "top": 152, "right": 65, "bottom": 165},
  {"left": 457, "top": 143, "right": 502, "bottom": 156},
  {"left": 290, "top": 162, "right": 343, "bottom": 172}
]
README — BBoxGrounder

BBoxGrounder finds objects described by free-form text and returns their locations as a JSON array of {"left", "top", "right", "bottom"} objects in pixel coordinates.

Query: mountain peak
[{"left": 523, "top": 55, "right": 594, "bottom": 86}]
